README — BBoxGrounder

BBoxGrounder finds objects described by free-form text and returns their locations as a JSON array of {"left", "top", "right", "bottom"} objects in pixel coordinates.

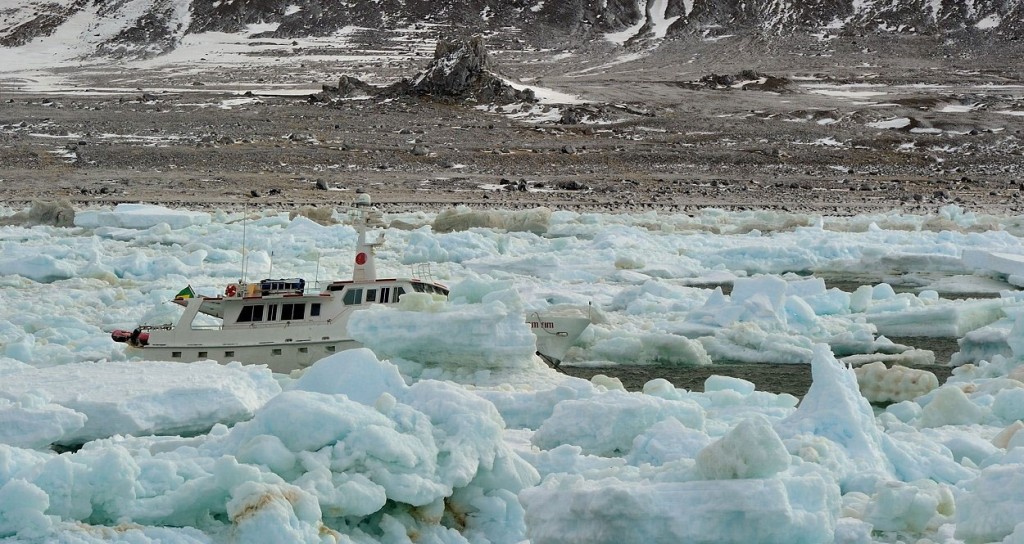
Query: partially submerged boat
[{"left": 112, "top": 193, "right": 591, "bottom": 373}]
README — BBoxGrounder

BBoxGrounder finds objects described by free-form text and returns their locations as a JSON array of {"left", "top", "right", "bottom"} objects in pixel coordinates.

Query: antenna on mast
[
  {"left": 240, "top": 204, "right": 248, "bottom": 283},
  {"left": 314, "top": 251, "right": 321, "bottom": 290}
]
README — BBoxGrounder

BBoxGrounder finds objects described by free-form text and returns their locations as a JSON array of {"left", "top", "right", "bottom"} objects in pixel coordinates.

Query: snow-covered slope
[{"left": 2, "top": 0, "right": 1021, "bottom": 60}]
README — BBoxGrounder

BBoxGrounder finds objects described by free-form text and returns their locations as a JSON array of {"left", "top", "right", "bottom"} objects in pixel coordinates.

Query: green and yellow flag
[{"left": 175, "top": 285, "right": 196, "bottom": 300}]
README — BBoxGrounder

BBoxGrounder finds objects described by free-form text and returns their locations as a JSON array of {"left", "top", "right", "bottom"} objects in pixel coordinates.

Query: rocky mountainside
[{"left": 2, "top": 0, "right": 1021, "bottom": 58}]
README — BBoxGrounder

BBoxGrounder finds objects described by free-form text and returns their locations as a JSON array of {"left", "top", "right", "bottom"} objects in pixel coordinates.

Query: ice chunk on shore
[
  {"left": 532, "top": 390, "right": 705, "bottom": 456},
  {"left": 855, "top": 362, "right": 939, "bottom": 404},
  {"left": 74, "top": 204, "right": 211, "bottom": 230},
  {"left": 292, "top": 348, "right": 407, "bottom": 406},
  {"left": 963, "top": 248, "right": 1024, "bottom": 287},
  {"left": 863, "top": 479, "right": 953, "bottom": 533},
  {"left": 776, "top": 345, "right": 892, "bottom": 487},
  {"left": 521, "top": 474, "right": 839, "bottom": 544},
  {"left": 916, "top": 385, "right": 987, "bottom": 428},
  {"left": 866, "top": 298, "right": 1005, "bottom": 338},
  {"left": 955, "top": 464, "right": 1024, "bottom": 542},
  {"left": 696, "top": 415, "right": 790, "bottom": 479},
  {"left": 348, "top": 291, "right": 538, "bottom": 370},
  {"left": 0, "top": 394, "right": 86, "bottom": 449},
  {"left": 0, "top": 253, "right": 76, "bottom": 283},
  {"left": 0, "top": 360, "right": 280, "bottom": 446}
]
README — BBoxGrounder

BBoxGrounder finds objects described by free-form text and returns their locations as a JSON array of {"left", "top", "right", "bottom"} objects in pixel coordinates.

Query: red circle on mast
[{"left": 355, "top": 252, "right": 367, "bottom": 265}]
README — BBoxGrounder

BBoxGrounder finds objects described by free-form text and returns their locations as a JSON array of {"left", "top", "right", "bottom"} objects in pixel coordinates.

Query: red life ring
[{"left": 225, "top": 284, "right": 237, "bottom": 297}]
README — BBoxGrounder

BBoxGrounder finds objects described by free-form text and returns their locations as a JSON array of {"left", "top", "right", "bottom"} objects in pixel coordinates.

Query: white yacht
[{"left": 112, "top": 194, "right": 590, "bottom": 373}]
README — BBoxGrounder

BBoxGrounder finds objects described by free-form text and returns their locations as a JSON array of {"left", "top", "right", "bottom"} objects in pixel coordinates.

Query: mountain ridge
[{"left": 3, "top": 0, "right": 1021, "bottom": 59}]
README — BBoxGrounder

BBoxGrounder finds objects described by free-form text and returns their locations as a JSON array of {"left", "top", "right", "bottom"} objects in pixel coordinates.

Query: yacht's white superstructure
[{"left": 113, "top": 194, "right": 590, "bottom": 373}]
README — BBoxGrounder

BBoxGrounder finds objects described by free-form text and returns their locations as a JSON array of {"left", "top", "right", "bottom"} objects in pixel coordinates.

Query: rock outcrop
[
  {"left": 398, "top": 36, "right": 535, "bottom": 103},
  {"left": 317, "top": 36, "right": 535, "bottom": 105}
]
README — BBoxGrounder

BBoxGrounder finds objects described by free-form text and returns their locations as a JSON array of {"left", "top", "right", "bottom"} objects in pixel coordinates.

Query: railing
[{"left": 410, "top": 263, "right": 451, "bottom": 283}]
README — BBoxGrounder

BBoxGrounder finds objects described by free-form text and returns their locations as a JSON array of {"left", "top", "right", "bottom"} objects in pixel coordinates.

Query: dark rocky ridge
[
  {"left": 316, "top": 36, "right": 536, "bottom": 105},
  {"left": 3, "top": 0, "right": 1023, "bottom": 58}
]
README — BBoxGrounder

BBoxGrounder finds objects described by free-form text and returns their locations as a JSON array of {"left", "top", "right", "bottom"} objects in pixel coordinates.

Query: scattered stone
[
  {"left": 558, "top": 180, "right": 590, "bottom": 191},
  {"left": 321, "top": 75, "right": 376, "bottom": 99}
]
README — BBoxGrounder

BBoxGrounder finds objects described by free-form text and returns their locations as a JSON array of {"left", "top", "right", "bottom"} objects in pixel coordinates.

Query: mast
[{"left": 352, "top": 192, "right": 384, "bottom": 282}]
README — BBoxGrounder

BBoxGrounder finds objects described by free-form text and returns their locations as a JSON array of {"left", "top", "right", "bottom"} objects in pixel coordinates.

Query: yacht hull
[{"left": 130, "top": 337, "right": 362, "bottom": 374}]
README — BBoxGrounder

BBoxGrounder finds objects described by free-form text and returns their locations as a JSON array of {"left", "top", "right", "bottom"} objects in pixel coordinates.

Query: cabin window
[
  {"left": 326, "top": 345, "right": 336, "bottom": 352},
  {"left": 198, "top": 351, "right": 207, "bottom": 358},
  {"left": 366, "top": 289, "right": 377, "bottom": 302},
  {"left": 238, "top": 305, "right": 265, "bottom": 323},
  {"left": 267, "top": 305, "right": 278, "bottom": 321},
  {"left": 311, "top": 303, "right": 321, "bottom": 317},
  {"left": 343, "top": 288, "right": 364, "bottom": 305},
  {"left": 411, "top": 283, "right": 446, "bottom": 296},
  {"left": 395, "top": 287, "right": 406, "bottom": 301},
  {"left": 380, "top": 287, "right": 391, "bottom": 304},
  {"left": 172, "top": 351, "right": 181, "bottom": 358},
  {"left": 260, "top": 278, "right": 305, "bottom": 294},
  {"left": 282, "top": 303, "right": 305, "bottom": 320},
  {"left": 272, "top": 349, "right": 282, "bottom": 356},
  {"left": 225, "top": 351, "right": 235, "bottom": 358}
]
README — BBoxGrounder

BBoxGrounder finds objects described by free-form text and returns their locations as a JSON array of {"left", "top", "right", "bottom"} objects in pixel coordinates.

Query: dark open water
[
  {"left": 561, "top": 336, "right": 957, "bottom": 398},
  {"left": 560, "top": 276, "right": 1000, "bottom": 397}
]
